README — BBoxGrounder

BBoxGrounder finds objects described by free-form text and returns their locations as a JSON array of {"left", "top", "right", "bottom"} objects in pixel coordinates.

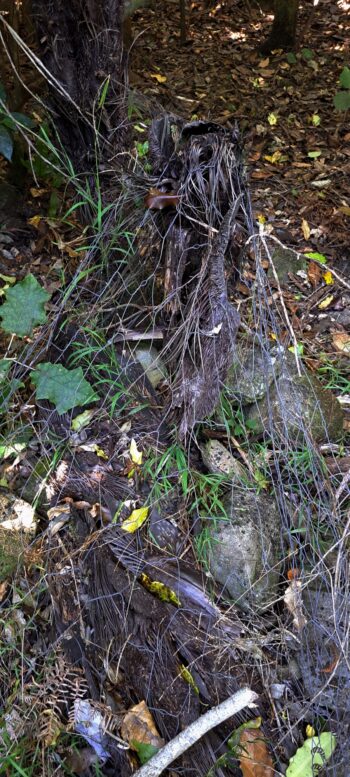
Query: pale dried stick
[{"left": 132, "top": 687, "right": 258, "bottom": 777}]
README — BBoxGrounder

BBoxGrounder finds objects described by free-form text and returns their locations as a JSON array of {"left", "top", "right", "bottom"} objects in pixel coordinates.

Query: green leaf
[
  {"left": 339, "top": 65, "right": 350, "bottom": 89},
  {"left": 308, "top": 150, "right": 321, "bottom": 158},
  {"left": 305, "top": 252, "right": 327, "bottom": 264},
  {"left": 136, "top": 140, "right": 149, "bottom": 158},
  {"left": 301, "top": 48, "right": 314, "bottom": 61},
  {"left": 311, "top": 114, "right": 321, "bottom": 126},
  {"left": 2, "top": 112, "right": 35, "bottom": 130},
  {"left": 0, "top": 125, "right": 13, "bottom": 161},
  {"left": 32, "top": 362, "right": 98, "bottom": 415},
  {"left": 0, "top": 274, "right": 51, "bottom": 336},
  {"left": 286, "top": 52, "right": 297, "bottom": 64},
  {"left": 98, "top": 75, "right": 110, "bottom": 109},
  {"left": 286, "top": 733, "right": 336, "bottom": 776},
  {"left": 71, "top": 409, "right": 94, "bottom": 431},
  {"left": 333, "top": 91, "right": 350, "bottom": 111},
  {"left": 132, "top": 741, "right": 160, "bottom": 765},
  {"left": 0, "top": 358, "right": 11, "bottom": 382}
]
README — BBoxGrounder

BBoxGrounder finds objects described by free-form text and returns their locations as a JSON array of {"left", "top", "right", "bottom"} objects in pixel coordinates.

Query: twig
[
  {"left": 259, "top": 230, "right": 302, "bottom": 376},
  {"left": 230, "top": 434, "right": 256, "bottom": 479},
  {"left": 132, "top": 687, "right": 258, "bottom": 777}
]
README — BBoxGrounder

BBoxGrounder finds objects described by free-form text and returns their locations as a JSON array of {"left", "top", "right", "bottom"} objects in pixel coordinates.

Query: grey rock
[
  {"left": 133, "top": 345, "right": 168, "bottom": 388},
  {"left": 200, "top": 439, "right": 249, "bottom": 483},
  {"left": 245, "top": 362, "right": 344, "bottom": 443},
  {"left": 269, "top": 246, "right": 307, "bottom": 284},
  {"left": 206, "top": 489, "right": 282, "bottom": 610}
]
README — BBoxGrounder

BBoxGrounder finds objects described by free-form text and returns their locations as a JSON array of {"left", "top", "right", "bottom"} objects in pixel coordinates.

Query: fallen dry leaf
[
  {"left": 332, "top": 332, "right": 350, "bottom": 353},
  {"left": 283, "top": 569, "right": 307, "bottom": 631},
  {"left": 239, "top": 725, "right": 275, "bottom": 777},
  {"left": 145, "top": 188, "right": 180, "bottom": 209},
  {"left": 307, "top": 260, "right": 322, "bottom": 287},
  {"left": 302, "top": 218, "right": 311, "bottom": 240},
  {"left": 0, "top": 580, "right": 8, "bottom": 602},
  {"left": 121, "top": 700, "right": 164, "bottom": 751}
]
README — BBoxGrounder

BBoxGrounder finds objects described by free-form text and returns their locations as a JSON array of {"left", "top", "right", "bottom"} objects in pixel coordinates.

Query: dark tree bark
[
  {"left": 31, "top": 0, "right": 127, "bottom": 172},
  {"left": 260, "top": 0, "right": 299, "bottom": 53}
]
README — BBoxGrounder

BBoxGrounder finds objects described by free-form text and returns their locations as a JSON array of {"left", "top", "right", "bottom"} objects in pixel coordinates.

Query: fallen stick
[{"left": 132, "top": 687, "right": 258, "bottom": 777}]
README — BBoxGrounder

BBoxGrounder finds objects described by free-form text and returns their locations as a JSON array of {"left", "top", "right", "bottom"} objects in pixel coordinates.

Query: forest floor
[{"left": 130, "top": 0, "right": 350, "bottom": 270}]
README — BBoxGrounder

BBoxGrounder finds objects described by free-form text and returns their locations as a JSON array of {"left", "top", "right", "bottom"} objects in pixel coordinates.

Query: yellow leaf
[
  {"left": 140, "top": 573, "right": 181, "bottom": 605},
  {"left": 318, "top": 294, "right": 334, "bottom": 309},
  {"left": 267, "top": 112, "right": 278, "bottom": 126},
  {"left": 179, "top": 665, "right": 199, "bottom": 695},
  {"left": 259, "top": 57, "right": 270, "bottom": 67},
  {"left": 302, "top": 218, "right": 310, "bottom": 240},
  {"left": 30, "top": 187, "right": 47, "bottom": 197},
  {"left": 0, "top": 273, "right": 16, "bottom": 285},
  {"left": 264, "top": 150, "right": 281, "bottom": 164},
  {"left": 150, "top": 73, "right": 167, "bottom": 83},
  {"left": 130, "top": 437, "right": 142, "bottom": 465},
  {"left": 71, "top": 409, "right": 94, "bottom": 432},
  {"left": 28, "top": 215, "right": 42, "bottom": 228},
  {"left": 306, "top": 724, "right": 316, "bottom": 738},
  {"left": 121, "top": 506, "right": 149, "bottom": 533},
  {"left": 95, "top": 446, "right": 109, "bottom": 460},
  {"left": 323, "top": 270, "right": 334, "bottom": 285},
  {"left": 257, "top": 214, "right": 266, "bottom": 224},
  {"left": 338, "top": 206, "right": 350, "bottom": 216}
]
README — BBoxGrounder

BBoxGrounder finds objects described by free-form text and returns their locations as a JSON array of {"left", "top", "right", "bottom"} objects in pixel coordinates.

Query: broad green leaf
[
  {"left": 0, "top": 125, "right": 13, "bottom": 161},
  {"left": 132, "top": 741, "right": 160, "bottom": 765},
  {"left": 286, "top": 733, "right": 336, "bottom": 776},
  {"left": 301, "top": 47, "right": 314, "bottom": 61},
  {"left": 333, "top": 91, "right": 350, "bottom": 111},
  {"left": 312, "top": 114, "right": 320, "bottom": 126},
  {"left": 2, "top": 112, "right": 35, "bottom": 130},
  {"left": 308, "top": 150, "right": 321, "bottom": 158},
  {"left": 121, "top": 506, "right": 149, "bottom": 533},
  {"left": 305, "top": 252, "right": 327, "bottom": 264},
  {"left": 32, "top": 362, "right": 97, "bottom": 415},
  {"left": 0, "top": 274, "right": 50, "bottom": 336},
  {"left": 286, "top": 52, "right": 297, "bottom": 64},
  {"left": 339, "top": 65, "right": 350, "bottom": 89}
]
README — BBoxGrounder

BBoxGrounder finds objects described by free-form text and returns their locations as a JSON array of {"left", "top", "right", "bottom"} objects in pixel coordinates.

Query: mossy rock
[
  {"left": 205, "top": 489, "right": 282, "bottom": 610},
  {"left": 245, "top": 370, "right": 344, "bottom": 443}
]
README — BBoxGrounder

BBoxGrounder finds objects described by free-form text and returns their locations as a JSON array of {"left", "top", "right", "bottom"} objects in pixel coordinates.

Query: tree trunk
[
  {"left": 260, "top": 0, "right": 299, "bottom": 53},
  {"left": 31, "top": 0, "right": 127, "bottom": 173}
]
